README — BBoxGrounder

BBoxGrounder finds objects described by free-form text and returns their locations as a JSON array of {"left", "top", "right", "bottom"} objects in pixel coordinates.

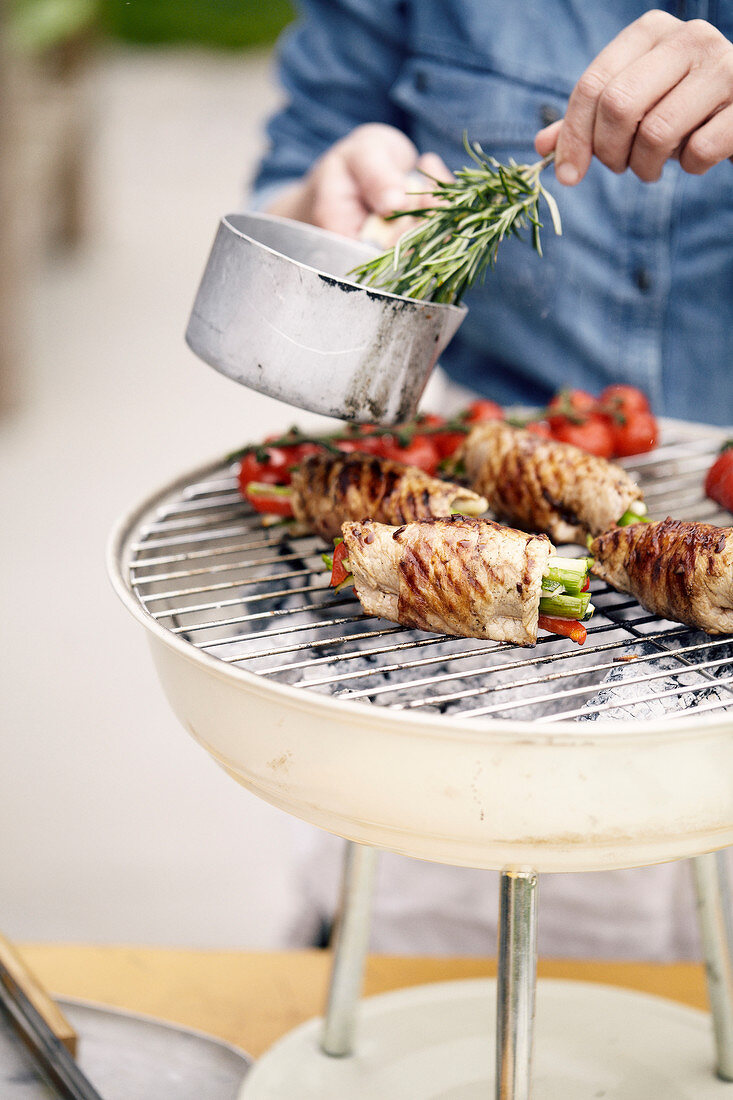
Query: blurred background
[{"left": 0, "top": 0, "right": 352, "bottom": 948}]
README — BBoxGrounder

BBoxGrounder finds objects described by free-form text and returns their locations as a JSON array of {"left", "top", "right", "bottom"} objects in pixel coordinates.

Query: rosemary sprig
[{"left": 351, "top": 138, "right": 562, "bottom": 305}]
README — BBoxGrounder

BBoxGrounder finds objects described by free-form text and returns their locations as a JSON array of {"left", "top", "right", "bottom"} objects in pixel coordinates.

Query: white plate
[
  {"left": 0, "top": 997, "right": 251, "bottom": 1099},
  {"left": 240, "top": 978, "right": 727, "bottom": 1099}
]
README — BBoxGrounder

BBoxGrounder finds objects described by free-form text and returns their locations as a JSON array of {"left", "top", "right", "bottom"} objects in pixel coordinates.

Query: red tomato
[
  {"left": 237, "top": 448, "right": 290, "bottom": 494},
  {"left": 611, "top": 411, "right": 659, "bottom": 457},
  {"left": 380, "top": 433, "right": 440, "bottom": 473},
  {"left": 432, "top": 430, "right": 467, "bottom": 459},
  {"left": 285, "top": 441, "right": 323, "bottom": 466},
  {"left": 705, "top": 446, "right": 733, "bottom": 513},
  {"left": 550, "top": 416, "right": 615, "bottom": 458},
  {"left": 599, "top": 384, "right": 650, "bottom": 419},
  {"left": 547, "top": 389, "right": 597, "bottom": 428},
  {"left": 464, "top": 399, "right": 504, "bottom": 423},
  {"left": 525, "top": 419, "right": 552, "bottom": 439},
  {"left": 546, "top": 389, "right": 614, "bottom": 457},
  {"left": 335, "top": 434, "right": 384, "bottom": 456}
]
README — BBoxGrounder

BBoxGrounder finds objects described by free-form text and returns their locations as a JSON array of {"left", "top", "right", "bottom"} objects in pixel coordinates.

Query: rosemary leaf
[{"left": 351, "top": 138, "right": 561, "bottom": 305}]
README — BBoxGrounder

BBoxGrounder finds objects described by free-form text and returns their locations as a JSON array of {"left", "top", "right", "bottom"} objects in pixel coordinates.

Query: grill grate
[{"left": 126, "top": 423, "right": 733, "bottom": 724}]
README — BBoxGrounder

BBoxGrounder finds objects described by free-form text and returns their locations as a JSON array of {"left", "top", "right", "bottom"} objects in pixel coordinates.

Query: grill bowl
[{"left": 108, "top": 419, "right": 733, "bottom": 873}]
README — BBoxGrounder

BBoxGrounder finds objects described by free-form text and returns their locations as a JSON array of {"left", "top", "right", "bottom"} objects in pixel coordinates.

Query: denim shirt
[{"left": 252, "top": 0, "right": 733, "bottom": 424}]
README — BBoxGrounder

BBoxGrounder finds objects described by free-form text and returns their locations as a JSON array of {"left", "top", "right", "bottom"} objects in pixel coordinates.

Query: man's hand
[
  {"left": 535, "top": 10, "right": 733, "bottom": 184},
  {"left": 265, "top": 123, "right": 451, "bottom": 243}
]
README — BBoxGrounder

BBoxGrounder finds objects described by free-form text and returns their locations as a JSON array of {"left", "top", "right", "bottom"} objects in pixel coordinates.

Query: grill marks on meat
[
  {"left": 290, "top": 452, "right": 486, "bottom": 542},
  {"left": 342, "top": 516, "right": 553, "bottom": 646},
  {"left": 458, "top": 421, "right": 644, "bottom": 545},
  {"left": 591, "top": 518, "right": 733, "bottom": 634}
]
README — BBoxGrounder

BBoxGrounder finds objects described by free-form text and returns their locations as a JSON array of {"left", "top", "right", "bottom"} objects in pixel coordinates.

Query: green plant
[{"left": 352, "top": 138, "right": 562, "bottom": 305}]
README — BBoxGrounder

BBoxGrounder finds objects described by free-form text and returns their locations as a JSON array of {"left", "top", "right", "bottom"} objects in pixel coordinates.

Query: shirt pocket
[{"left": 390, "top": 53, "right": 572, "bottom": 159}]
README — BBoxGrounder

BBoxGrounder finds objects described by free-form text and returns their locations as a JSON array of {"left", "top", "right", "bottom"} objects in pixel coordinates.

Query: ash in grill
[{"left": 127, "top": 424, "right": 733, "bottom": 725}]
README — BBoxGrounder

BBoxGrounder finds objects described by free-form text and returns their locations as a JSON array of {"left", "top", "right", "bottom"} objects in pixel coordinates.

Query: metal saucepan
[{"left": 185, "top": 212, "right": 467, "bottom": 425}]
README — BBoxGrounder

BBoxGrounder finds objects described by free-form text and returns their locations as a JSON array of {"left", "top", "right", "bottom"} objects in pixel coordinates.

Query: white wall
[{"left": 0, "top": 47, "right": 337, "bottom": 948}]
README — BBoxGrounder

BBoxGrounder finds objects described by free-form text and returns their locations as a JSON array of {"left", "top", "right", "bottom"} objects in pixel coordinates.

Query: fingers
[
  {"left": 415, "top": 151, "right": 453, "bottom": 184},
  {"left": 628, "top": 68, "right": 733, "bottom": 180},
  {"left": 554, "top": 9, "right": 680, "bottom": 183},
  {"left": 359, "top": 151, "right": 453, "bottom": 246},
  {"left": 680, "top": 102, "right": 733, "bottom": 173},
  {"left": 543, "top": 12, "right": 733, "bottom": 185},
  {"left": 591, "top": 39, "right": 693, "bottom": 175},
  {"left": 535, "top": 118, "right": 562, "bottom": 156},
  {"left": 408, "top": 152, "right": 454, "bottom": 211},
  {"left": 340, "top": 123, "right": 419, "bottom": 216},
  {"left": 266, "top": 122, "right": 450, "bottom": 240},
  {"left": 308, "top": 152, "right": 372, "bottom": 238}
]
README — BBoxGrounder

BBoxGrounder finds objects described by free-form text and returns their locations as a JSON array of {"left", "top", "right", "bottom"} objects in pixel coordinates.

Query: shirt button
[
  {"left": 634, "top": 267, "right": 653, "bottom": 293},
  {"left": 539, "top": 104, "right": 561, "bottom": 127}
]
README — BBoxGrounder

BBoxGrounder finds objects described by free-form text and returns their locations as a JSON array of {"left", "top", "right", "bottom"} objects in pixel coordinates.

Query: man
[{"left": 252, "top": 3, "right": 733, "bottom": 420}]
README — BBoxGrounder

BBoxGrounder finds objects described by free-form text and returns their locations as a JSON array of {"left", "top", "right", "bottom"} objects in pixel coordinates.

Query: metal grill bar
[
  {"left": 131, "top": 548, "right": 315, "bottom": 585},
  {"left": 150, "top": 580, "right": 331, "bottom": 620},
  {"left": 140, "top": 564, "right": 321, "bottom": 604},
  {"left": 224, "top": 624, "right": 406, "bottom": 660},
  {"left": 165, "top": 595, "right": 353, "bottom": 635},
  {"left": 327, "top": 631, "right": 714, "bottom": 704},
  {"left": 460, "top": 667, "right": 733, "bottom": 723},
  {"left": 126, "top": 425, "right": 733, "bottom": 724}
]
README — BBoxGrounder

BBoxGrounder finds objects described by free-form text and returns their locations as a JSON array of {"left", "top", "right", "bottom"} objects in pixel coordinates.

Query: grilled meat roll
[
  {"left": 341, "top": 516, "right": 553, "bottom": 646},
  {"left": 591, "top": 518, "right": 733, "bottom": 634},
  {"left": 290, "top": 452, "right": 487, "bottom": 542},
  {"left": 457, "top": 421, "right": 644, "bottom": 545}
]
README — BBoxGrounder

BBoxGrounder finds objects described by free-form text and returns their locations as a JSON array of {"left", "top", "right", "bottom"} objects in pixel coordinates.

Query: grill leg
[
  {"left": 320, "top": 841, "right": 378, "bottom": 1057},
  {"left": 496, "top": 869, "right": 539, "bottom": 1100},
  {"left": 692, "top": 850, "right": 733, "bottom": 1081}
]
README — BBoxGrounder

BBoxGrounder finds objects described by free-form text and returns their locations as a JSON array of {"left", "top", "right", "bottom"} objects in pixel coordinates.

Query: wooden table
[{"left": 18, "top": 946, "right": 709, "bottom": 1060}]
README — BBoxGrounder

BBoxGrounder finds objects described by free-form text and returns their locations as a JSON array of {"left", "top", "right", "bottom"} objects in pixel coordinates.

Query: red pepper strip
[
  {"left": 330, "top": 540, "right": 351, "bottom": 588},
  {"left": 538, "top": 614, "right": 587, "bottom": 645},
  {"left": 581, "top": 576, "right": 590, "bottom": 592},
  {"left": 244, "top": 482, "right": 294, "bottom": 517}
]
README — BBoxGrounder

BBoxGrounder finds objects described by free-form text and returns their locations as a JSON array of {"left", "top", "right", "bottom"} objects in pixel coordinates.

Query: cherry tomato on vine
[
  {"left": 285, "top": 441, "right": 323, "bottom": 466},
  {"left": 432, "top": 430, "right": 467, "bottom": 459},
  {"left": 599, "top": 384, "right": 650, "bottom": 419},
  {"left": 335, "top": 433, "right": 384, "bottom": 456},
  {"left": 464, "top": 399, "right": 504, "bottom": 423},
  {"left": 550, "top": 416, "right": 615, "bottom": 458},
  {"left": 547, "top": 390, "right": 614, "bottom": 457},
  {"left": 379, "top": 434, "right": 440, "bottom": 473},
  {"left": 237, "top": 447, "right": 291, "bottom": 494},
  {"left": 547, "top": 389, "right": 597, "bottom": 428},
  {"left": 705, "top": 445, "right": 733, "bottom": 513},
  {"left": 611, "top": 411, "right": 658, "bottom": 457}
]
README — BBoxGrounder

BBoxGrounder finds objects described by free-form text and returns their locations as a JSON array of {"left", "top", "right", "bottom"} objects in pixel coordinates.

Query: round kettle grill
[{"left": 109, "top": 417, "right": 733, "bottom": 1098}]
